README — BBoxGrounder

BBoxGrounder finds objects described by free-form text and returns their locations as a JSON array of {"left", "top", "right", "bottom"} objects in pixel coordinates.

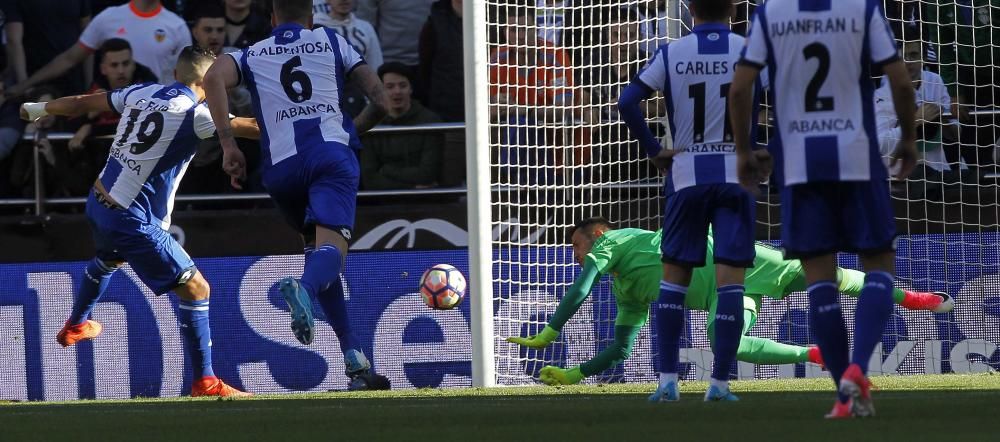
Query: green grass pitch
[{"left": 2, "top": 374, "right": 998, "bottom": 441}]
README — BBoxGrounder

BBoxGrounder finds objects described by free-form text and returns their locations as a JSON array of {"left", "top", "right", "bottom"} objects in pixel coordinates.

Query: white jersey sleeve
[
  {"left": 636, "top": 48, "right": 666, "bottom": 92},
  {"left": 192, "top": 104, "right": 218, "bottom": 140},
  {"left": 867, "top": 4, "right": 899, "bottom": 66},
  {"left": 333, "top": 30, "right": 365, "bottom": 74},
  {"left": 739, "top": 10, "right": 769, "bottom": 68},
  {"left": 107, "top": 83, "right": 156, "bottom": 115},
  {"left": 78, "top": 8, "right": 112, "bottom": 50}
]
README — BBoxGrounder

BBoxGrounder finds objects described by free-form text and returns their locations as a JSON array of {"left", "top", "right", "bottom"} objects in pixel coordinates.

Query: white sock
[
  {"left": 710, "top": 378, "right": 729, "bottom": 392},
  {"left": 658, "top": 372, "right": 678, "bottom": 389}
]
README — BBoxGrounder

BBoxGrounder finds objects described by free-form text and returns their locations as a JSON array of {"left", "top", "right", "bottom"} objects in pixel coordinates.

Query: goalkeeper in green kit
[{"left": 507, "top": 218, "right": 954, "bottom": 385}]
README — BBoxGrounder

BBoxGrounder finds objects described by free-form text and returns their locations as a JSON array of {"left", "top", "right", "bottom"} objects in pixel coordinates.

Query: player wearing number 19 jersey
[
  {"left": 20, "top": 46, "right": 260, "bottom": 397},
  {"left": 204, "top": 0, "right": 391, "bottom": 390},
  {"left": 729, "top": 0, "right": 918, "bottom": 418},
  {"left": 618, "top": 0, "right": 759, "bottom": 403}
]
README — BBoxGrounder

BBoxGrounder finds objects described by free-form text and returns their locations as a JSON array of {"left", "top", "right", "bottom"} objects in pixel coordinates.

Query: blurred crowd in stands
[{"left": 0, "top": 0, "right": 997, "bottom": 205}]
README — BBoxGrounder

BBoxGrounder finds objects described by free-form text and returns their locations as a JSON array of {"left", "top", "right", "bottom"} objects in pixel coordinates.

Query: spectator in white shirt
[
  {"left": 7, "top": 0, "right": 190, "bottom": 96},
  {"left": 876, "top": 40, "right": 968, "bottom": 199},
  {"left": 325, "top": 0, "right": 383, "bottom": 69}
]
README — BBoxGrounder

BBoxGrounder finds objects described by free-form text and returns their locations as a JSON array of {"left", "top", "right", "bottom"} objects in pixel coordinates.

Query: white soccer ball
[{"left": 419, "top": 264, "right": 467, "bottom": 310}]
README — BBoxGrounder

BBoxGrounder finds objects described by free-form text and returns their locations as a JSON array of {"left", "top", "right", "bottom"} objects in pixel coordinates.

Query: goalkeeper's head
[
  {"left": 569, "top": 217, "right": 615, "bottom": 266},
  {"left": 688, "top": 0, "right": 734, "bottom": 23}
]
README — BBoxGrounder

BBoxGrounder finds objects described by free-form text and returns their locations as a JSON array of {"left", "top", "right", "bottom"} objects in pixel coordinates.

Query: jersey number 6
[{"left": 280, "top": 56, "right": 313, "bottom": 103}]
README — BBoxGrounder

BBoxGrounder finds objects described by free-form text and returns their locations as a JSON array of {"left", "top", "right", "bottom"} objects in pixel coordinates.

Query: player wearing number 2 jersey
[
  {"left": 203, "top": 0, "right": 391, "bottom": 390},
  {"left": 19, "top": 46, "right": 260, "bottom": 398},
  {"left": 729, "top": 0, "right": 918, "bottom": 418},
  {"left": 619, "top": 0, "right": 761, "bottom": 403}
]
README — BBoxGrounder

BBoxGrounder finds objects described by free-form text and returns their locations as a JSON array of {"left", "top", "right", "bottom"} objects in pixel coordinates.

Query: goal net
[{"left": 478, "top": 0, "right": 1000, "bottom": 386}]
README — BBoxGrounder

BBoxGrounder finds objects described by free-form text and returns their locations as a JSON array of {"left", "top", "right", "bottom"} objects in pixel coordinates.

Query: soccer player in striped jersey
[
  {"left": 506, "top": 218, "right": 953, "bottom": 386},
  {"left": 618, "top": 0, "right": 760, "bottom": 402},
  {"left": 729, "top": 0, "right": 918, "bottom": 418},
  {"left": 203, "top": 0, "right": 391, "bottom": 390},
  {"left": 20, "top": 46, "right": 260, "bottom": 397}
]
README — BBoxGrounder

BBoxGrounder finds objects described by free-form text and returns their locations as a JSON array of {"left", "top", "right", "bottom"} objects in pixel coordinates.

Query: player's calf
[{"left": 175, "top": 271, "right": 250, "bottom": 397}]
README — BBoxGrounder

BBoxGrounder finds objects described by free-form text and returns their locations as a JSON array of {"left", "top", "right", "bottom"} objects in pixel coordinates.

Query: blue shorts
[
  {"left": 85, "top": 195, "right": 196, "bottom": 295},
  {"left": 262, "top": 143, "right": 359, "bottom": 239},
  {"left": 661, "top": 183, "right": 756, "bottom": 268},
  {"left": 780, "top": 180, "right": 896, "bottom": 259}
]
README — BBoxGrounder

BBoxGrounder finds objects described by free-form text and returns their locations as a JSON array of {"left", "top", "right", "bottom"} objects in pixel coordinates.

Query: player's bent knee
[
  {"left": 175, "top": 269, "right": 210, "bottom": 301},
  {"left": 314, "top": 225, "right": 350, "bottom": 257}
]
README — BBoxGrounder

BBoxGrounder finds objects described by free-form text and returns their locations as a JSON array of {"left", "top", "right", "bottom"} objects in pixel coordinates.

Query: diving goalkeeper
[{"left": 507, "top": 217, "right": 953, "bottom": 385}]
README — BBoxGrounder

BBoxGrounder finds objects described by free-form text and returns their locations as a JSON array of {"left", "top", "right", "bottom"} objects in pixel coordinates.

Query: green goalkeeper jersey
[{"left": 587, "top": 228, "right": 803, "bottom": 312}]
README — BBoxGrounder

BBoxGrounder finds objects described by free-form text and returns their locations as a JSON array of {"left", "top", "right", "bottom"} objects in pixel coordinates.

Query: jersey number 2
[
  {"left": 117, "top": 109, "right": 164, "bottom": 155},
  {"left": 281, "top": 56, "right": 313, "bottom": 103},
  {"left": 803, "top": 43, "right": 834, "bottom": 112},
  {"left": 689, "top": 82, "right": 733, "bottom": 143}
]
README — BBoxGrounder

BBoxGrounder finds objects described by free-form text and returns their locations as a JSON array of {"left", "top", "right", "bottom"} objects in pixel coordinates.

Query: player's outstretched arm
[
  {"left": 539, "top": 324, "right": 643, "bottom": 386},
  {"left": 203, "top": 55, "right": 247, "bottom": 188},
  {"left": 351, "top": 64, "right": 388, "bottom": 134},
  {"left": 882, "top": 60, "right": 918, "bottom": 179},
  {"left": 506, "top": 263, "right": 601, "bottom": 350},
  {"left": 20, "top": 93, "right": 112, "bottom": 121},
  {"left": 230, "top": 118, "right": 261, "bottom": 140}
]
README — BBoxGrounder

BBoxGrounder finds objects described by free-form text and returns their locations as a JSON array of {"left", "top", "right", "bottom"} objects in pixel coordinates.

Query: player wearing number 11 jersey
[
  {"left": 618, "top": 0, "right": 761, "bottom": 403},
  {"left": 203, "top": 0, "right": 391, "bottom": 390},
  {"left": 20, "top": 46, "right": 260, "bottom": 397},
  {"left": 729, "top": 0, "right": 918, "bottom": 418}
]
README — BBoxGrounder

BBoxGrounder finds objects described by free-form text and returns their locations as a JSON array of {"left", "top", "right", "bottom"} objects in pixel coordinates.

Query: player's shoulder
[
  {"left": 116, "top": 82, "right": 160, "bottom": 99},
  {"left": 157, "top": 6, "right": 188, "bottom": 27},
  {"left": 91, "top": 3, "right": 127, "bottom": 21},
  {"left": 728, "top": 31, "right": 746, "bottom": 46}
]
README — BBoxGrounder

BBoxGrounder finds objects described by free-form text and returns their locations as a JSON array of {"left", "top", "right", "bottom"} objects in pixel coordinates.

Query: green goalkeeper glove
[
  {"left": 505, "top": 325, "right": 559, "bottom": 349},
  {"left": 539, "top": 366, "right": 584, "bottom": 386}
]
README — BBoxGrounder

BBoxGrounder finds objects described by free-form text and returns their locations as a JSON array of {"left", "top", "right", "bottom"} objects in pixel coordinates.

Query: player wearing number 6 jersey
[
  {"left": 203, "top": 0, "right": 391, "bottom": 390},
  {"left": 618, "top": 0, "right": 762, "bottom": 403},
  {"left": 19, "top": 46, "right": 260, "bottom": 398},
  {"left": 729, "top": 0, "right": 918, "bottom": 418}
]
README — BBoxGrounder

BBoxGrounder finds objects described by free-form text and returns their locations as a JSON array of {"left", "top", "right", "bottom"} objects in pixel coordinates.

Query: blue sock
[
  {"left": 851, "top": 271, "right": 895, "bottom": 374},
  {"left": 655, "top": 281, "right": 687, "bottom": 375},
  {"left": 808, "top": 281, "right": 850, "bottom": 403},
  {"left": 178, "top": 299, "right": 214, "bottom": 379},
  {"left": 300, "top": 245, "right": 342, "bottom": 298},
  {"left": 68, "top": 259, "right": 117, "bottom": 325},
  {"left": 316, "top": 277, "right": 361, "bottom": 352},
  {"left": 711, "top": 285, "right": 745, "bottom": 382}
]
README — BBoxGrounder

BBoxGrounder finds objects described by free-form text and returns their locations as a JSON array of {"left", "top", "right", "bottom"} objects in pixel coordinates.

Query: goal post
[{"left": 465, "top": 0, "right": 497, "bottom": 388}]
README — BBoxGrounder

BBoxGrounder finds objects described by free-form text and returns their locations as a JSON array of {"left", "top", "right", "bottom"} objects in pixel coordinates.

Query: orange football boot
[
  {"left": 56, "top": 320, "right": 103, "bottom": 347},
  {"left": 191, "top": 376, "right": 252, "bottom": 398}
]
